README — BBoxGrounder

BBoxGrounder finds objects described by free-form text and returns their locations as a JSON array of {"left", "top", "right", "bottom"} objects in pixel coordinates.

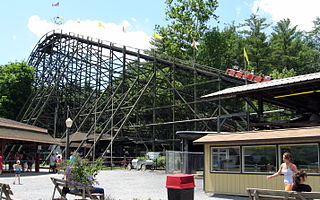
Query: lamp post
[{"left": 65, "top": 117, "right": 73, "bottom": 160}]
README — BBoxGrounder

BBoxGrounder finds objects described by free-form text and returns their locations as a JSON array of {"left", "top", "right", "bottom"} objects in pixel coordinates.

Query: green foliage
[
  {"left": 155, "top": 156, "right": 166, "bottom": 168},
  {"left": 240, "top": 13, "right": 270, "bottom": 73},
  {"left": 0, "top": 62, "right": 35, "bottom": 119},
  {"left": 269, "top": 19, "right": 303, "bottom": 74},
  {"left": 270, "top": 67, "right": 296, "bottom": 79},
  {"left": 136, "top": 156, "right": 147, "bottom": 160},
  {"left": 198, "top": 24, "right": 244, "bottom": 70},
  {"left": 309, "top": 17, "right": 320, "bottom": 49},
  {"left": 152, "top": 0, "right": 218, "bottom": 59},
  {"left": 60, "top": 154, "right": 104, "bottom": 189}
]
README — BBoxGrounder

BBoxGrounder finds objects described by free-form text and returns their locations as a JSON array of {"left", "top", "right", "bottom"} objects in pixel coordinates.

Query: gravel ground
[{"left": 0, "top": 169, "right": 247, "bottom": 200}]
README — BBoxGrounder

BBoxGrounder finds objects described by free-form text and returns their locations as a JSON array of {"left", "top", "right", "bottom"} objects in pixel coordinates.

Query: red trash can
[{"left": 166, "top": 174, "right": 195, "bottom": 200}]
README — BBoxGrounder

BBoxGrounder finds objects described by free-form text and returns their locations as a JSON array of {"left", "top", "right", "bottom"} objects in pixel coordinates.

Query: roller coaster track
[{"left": 19, "top": 30, "right": 249, "bottom": 157}]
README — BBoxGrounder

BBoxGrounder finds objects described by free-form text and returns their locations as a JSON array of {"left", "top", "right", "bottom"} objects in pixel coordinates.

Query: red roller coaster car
[{"left": 225, "top": 69, "right": 272, "bottom": 83}]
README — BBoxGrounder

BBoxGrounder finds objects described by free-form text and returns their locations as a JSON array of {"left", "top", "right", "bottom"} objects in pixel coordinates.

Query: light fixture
[
  {"left": 65, "top": 117, "right": 73, "bottom": 128},
  {"left": 65, "top": 117, "right": 73, "bottom": 160}
]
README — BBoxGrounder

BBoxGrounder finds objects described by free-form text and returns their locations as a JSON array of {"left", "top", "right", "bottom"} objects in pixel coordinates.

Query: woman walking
[
  {"left": 267, "top": 152, "right": 298, "bottom": 191},
  {"left": 13, "top": 160, "right": 22, "bottom": 184}
]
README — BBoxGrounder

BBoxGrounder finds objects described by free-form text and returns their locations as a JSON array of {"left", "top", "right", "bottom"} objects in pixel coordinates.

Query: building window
[
  {"left": 211, "top": 147, "right": 240, "bottom": 172},
  {"left": 243, "top": 145, "right": 277, "bottom": 173},
  {"left": 279, "top": 143, "right": 319, "bottom": 173}
]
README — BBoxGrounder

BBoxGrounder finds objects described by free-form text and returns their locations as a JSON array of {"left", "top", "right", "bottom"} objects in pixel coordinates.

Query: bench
[
  {"left": 50, "top": 177, "right": 104, "bottom": 200},
  {"left": 0, "top": 183, "right": 21, "bottom": 200},
  {"left": 247, "top": 188, "right": 320, "bottom": 200}
]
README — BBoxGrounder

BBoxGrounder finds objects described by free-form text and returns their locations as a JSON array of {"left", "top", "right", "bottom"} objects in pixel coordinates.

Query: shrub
[
  {"left": 59, "top": 153, "right": 104, "bottom": 189},
  {"left": 155, "top": 156, "right": 166, "bottom": 169}
]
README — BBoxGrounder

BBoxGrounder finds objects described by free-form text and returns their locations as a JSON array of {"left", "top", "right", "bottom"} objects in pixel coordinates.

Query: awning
[
  {"left": 193, "top": 126, "right": 320, "bottom": 145},
  {"left": 0, "top": 127, "right": 59, "bottom": 144},
  {"left": 201, "top": 72, "right": 320, "bottom": 113}
]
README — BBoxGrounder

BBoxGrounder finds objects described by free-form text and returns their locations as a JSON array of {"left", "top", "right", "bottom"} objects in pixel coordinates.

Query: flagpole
[
  {"left": 192, "top": 41, "right": 196, "bottom": 131},
  {"left": 244, "top": 48, "right": 249, "bottom": 131}
]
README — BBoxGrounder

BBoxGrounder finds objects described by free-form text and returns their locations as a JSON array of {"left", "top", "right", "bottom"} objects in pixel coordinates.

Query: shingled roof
[{"left": 0, "top": 117, "right": 47, "bottom": 133}]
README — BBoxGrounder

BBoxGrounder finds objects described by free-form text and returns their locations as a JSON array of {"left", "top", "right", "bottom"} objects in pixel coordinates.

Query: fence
[{"left": 166, "top": 151, "right": 204, "bottom": 175}]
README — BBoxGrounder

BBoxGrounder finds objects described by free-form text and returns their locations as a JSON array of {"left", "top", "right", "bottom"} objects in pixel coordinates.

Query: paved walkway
[{"left": 0, "top": 170, "right": 247, "bottom": 200}]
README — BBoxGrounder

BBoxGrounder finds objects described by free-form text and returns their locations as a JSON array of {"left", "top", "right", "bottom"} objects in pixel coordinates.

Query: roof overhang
[
  {"left": 61, "top": 132, "right": 111, "bottom": 143},
  {"left": 194, "top": 126, "right": 320, "bottom": 145},
  {"left": 202, "top": 72, "right": 320, "bottom": 113},
  {"left": 0, "top": 127, "right": 58, "bottom": 144},
  {"left": 177, "top": 131, "right": 226, "bottom": 140},
  {"left": 0, "top": 118, "right": 47, "bottom": 133}
]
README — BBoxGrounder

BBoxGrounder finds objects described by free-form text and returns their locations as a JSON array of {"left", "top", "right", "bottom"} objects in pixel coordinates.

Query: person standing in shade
[
  {"left": 69, "top": 152, "right": 76, "bottom": 162},
  {"left": 55, "top": 155, "right": 62, "bottom": 173},
  {"left": 0, "top": 151, "right": 3, "bottom": 175},
  {"left": 267, "top": 152, "right": 298, "bottom": 191},
  {"left": 49, "top": 153, "right": 57, "bottom": 173},
  {"left": 13, "top": 160, "right": 22, "bottom": 184}
]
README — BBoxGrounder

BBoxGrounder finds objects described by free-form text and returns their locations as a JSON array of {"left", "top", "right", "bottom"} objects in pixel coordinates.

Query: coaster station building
[{"left": 195, "top": 72, "right": 320, "bottom": 195}]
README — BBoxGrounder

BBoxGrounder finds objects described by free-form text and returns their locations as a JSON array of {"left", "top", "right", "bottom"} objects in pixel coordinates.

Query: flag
[
  {"left": 58, "top": 16, "right": 64, "bottom": 21},
  {"left": 154, "top": 32, "right": 163, "bottom": 39},
  {"left": 243, "top": 47, "right": 250, "bottom": 66},
  {"left": 98, "top": 22, "right": 105, "bottom": 29},
  {"left": 192, "top": 39, "right": 198, "bottom": 50},
  {"left": 52, "top": 2, "right": 59, "bottom": 6},
  {"left": 122, "top": 26, "right": 127, "bottom": 33}
]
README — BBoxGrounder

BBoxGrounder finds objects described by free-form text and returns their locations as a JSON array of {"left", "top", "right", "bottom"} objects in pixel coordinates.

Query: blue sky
[{"left": 0, "top": 0, "right": 319, "bottom": 65}]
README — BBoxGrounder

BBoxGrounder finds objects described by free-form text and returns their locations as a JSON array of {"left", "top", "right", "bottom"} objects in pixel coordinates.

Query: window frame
[
  {"left": 210, "top": 146, "right": 241, "bottom": 173},
  {"left": 278, "top": 143, "right": 320, "bottom": 174},
  {"left": 209, "top": 142, "right": 320, "bottom": 176},
  {"left": 242, "top": 145, "right": 277, "bottom": 174}
]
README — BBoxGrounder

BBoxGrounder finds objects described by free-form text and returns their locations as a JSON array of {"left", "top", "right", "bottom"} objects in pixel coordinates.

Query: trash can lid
[{"left": 166, "top": 174, "right": 195, "bottom": 189}]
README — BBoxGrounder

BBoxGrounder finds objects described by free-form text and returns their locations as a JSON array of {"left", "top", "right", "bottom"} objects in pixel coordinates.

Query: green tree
[
  {"left": 304, "top": 17, "right": 320, "bottom": 73},
  {"left": 240, "top": 13, "right": 270, "bottom": 73},
  {"left": 198, "top": 24, "right": 244, "bottom": 70},
  {"left": 270, "top": 67, "right": 296, "bottom": 79},
  {"left": 269, "top": 18, "right": 304, "bottom": 74},
  {"left": 0, "top": 62, "right": 35, "bottom": 119},
  {"left": 152, "top": 0, "right": 218, "bottom": 59},
  {"left": 309, "top": 17, "right": 320, "bottom": 49}
]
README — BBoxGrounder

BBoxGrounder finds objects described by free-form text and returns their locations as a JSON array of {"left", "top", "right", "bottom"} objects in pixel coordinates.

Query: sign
[{"left": 147, "top": 152, "right": 161, "bottom": 159}]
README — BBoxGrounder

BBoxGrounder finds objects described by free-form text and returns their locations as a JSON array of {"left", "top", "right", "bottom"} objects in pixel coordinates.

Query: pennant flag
[
  {"left": 243, "top": 47, "right": 250, "bottom": 66},
  {"left": 98, "top": 22, "right": 105, "bottom": 29},
  {"left": 58, "top": 16, "right": 64, "bottom": 21},
  {"left": 192, "top": 39, "right": 198, "bottom": 50},
  {"left": 122, "top": 26, "right": 127, "bottom": 33},
  {"left": 52, "top": 2, "right": 59, "bottom": 6},
  {"left": 154, "top": 32, "right": 163, "bottom": 39},
  {"left": 53, "top": 16, "right": 64, "bottom": 25}
]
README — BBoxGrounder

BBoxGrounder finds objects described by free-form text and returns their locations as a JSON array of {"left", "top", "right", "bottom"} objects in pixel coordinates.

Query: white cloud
[
  {"left": 131, "top": 17, "right": 137, "bottom": 22},
  {"left": 252, "top": 0, "right": 320, "bottom": 31},
  {"left": 236, "top": 7, "right": 241, "bottom": 16},
  {"left": 12, "top": 35, "right": 16, "bottom": 40},
  {"left": 27, "top": 15, "right": 151, "bottom": 50}
]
